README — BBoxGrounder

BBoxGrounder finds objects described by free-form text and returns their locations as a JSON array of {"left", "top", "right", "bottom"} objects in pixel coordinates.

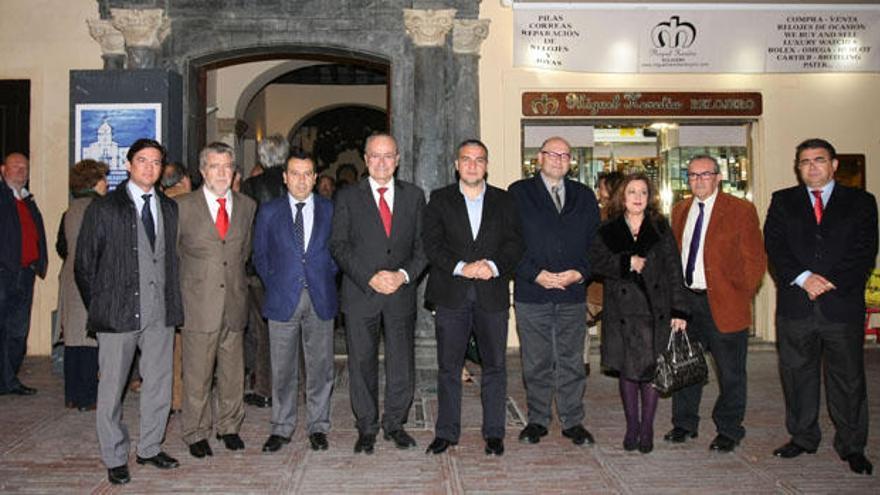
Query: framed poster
[{"left": 74, "top": 103, "right": 162, "bottom": 190}]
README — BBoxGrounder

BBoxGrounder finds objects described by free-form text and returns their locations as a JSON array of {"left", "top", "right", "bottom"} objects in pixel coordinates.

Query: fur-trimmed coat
[{"left": 589, "top": 214, "right": 689, "bottom": 380}]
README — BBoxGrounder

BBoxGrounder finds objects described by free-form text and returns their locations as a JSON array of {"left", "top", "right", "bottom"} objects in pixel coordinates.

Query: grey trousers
[
  {"left": 268, "top": 291, "right": 335, "bottom": 438},
  {"left": 96, "top": 323, "right": 173, "bottom": 468},
  {"left": 515, "top": 301, "right": 587, "bottom": 429}
]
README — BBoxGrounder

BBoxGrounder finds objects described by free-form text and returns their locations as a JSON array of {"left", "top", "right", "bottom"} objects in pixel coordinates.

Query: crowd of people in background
[{"left": 0, "top": 134, "right": 875, "bottom": 485}]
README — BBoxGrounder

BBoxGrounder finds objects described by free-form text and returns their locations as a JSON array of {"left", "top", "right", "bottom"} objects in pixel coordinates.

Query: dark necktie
[
  {"left": 684, "top": 202, "right": 704, "bottom": 287},
  {"left": 811, "top": 190, "right": 823, "bottom": 224},
  {"left": 378, "top": 187, "right": 392, "bottom": 237},
  {"left": 216, "top": 198, "right": 229, "bottom": 240},
  {"left": 141, "top": 193, "right": 155, "bottom": 250},
  {"left": 294, "top": 202, "right": 305, "bottom": 253},
  {"left": 551, "top": 185, "right": 562, "bottom": 213}
]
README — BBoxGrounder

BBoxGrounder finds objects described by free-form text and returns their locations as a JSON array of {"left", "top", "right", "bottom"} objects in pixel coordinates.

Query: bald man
[{"left": 0, "top": 153, "right": 47, "bottom": 396}]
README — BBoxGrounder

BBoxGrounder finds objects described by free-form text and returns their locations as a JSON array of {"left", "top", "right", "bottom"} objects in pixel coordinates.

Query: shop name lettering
[
  {"left": 563, "top": 93, "right": 756, "bottom": 115},
  {"left": 770, "top": 15, "right": 871, "bottom": 68},
  {"left": 522, "top": 14, "right": 580, "bottom": 67}
]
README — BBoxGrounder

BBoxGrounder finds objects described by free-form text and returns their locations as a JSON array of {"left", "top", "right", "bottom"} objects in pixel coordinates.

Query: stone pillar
[
  {"left": 403, "top": 8, "right": 456, "bottom": 391},
  {"left": 451, "top": 19, "right": 490, "bottom": 147},
  {"left": 110, "top": 9, "right": 170, "bottom": 69},
  {"left": 86, "top": 19, "right": 126, "bottom": 69}
]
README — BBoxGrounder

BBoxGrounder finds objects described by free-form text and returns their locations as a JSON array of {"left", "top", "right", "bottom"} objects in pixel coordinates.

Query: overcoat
[{"left": 589, "top": 214, "right": 689, "bottom": 380}]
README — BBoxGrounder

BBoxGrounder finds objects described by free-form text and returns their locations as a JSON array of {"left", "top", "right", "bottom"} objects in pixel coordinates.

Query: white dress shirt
[
  {"left": 127, "top": 181, "right": 158, "bottom": 237},
  {"left": 202, "top": 186, "right": 233, "bottom": 223},
  {"left": 680, "top": 188, "right": 718, "bottom": 290},
  {"left": 287, "top": 192, "right": 315, "bottom": 249}
]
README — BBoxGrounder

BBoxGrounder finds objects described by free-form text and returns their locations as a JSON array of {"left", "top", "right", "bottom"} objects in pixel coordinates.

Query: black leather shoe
[
  {"left": 383, "top": 429, "right": 417, "bottom": 449},
  {"left": 518, "top": 423, "right": 548, "bottom": 444},
  {"left": 189, "top": 439, "right": 213, "bottom": 458},
  {"left": 9, "top": 384, "right": 37, "bottom": 396},
  {"left": 485, "top": 437, "right": 504, "bottom": 456},
  {"left": 107, "top": 464, "right": 130, "bottom": 484},
  {"left": 262, "top": 434, "right": 290, "bottom": 453},
  {"left": 709, "top": 434, "right": 738, "bottom": 453},
  {"left": 425, "top": 437, "right": 456, "bottom": 455},
  {"left": 243, "top": 393, "right": 272, "bottom": 408},
  {"left": 845, "top": 453, "right": 874, "bottom": 475},
  {"left": 353, "top": 433, "right": 376, "bottom": 455},
  {"left": 663, "top": 427, "right": 698, "bottom": 443},
  {"left": 562, "top": 424, "right": 595, "bottom": 446},
  {"left": 309, "top": 432, "right": 328, "bottom": 451},
  {"left": 773, "top": 441, "right": 816, "bottom": 458},
  {"left": 135, "top": 451, "right": 180, "bottom": 469},
  {"left": 217, "top": 433, "right": 245, "bottom": 451},
  {"left": 638, "top": 440, "right": 653, "bottom": 454}
]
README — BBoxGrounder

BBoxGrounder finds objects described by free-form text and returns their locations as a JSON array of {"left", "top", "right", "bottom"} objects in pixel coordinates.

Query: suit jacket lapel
[
  {"left": 704, "top": 193, "right": 728, "bottom": 249},
  {"left": 474, "top": 185, "right": 492, "bottom": 244},
  {"left": 306, "top": 198, "right": 322, "bottom": 254},
  {"left": 359, "top": 179, "right": 388, "bottom": 240},
  {"left": 197, "top": 189, "right": 221, "bottom": 240}
]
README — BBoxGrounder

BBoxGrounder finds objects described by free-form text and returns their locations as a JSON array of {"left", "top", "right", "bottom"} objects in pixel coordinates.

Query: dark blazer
[
  {"left": 423, "top": 183, "right": 524, "bottom": 312},
  {"left": 74, "top": 181, "right": 183, "bottom": 333},
  {"left": 254, "top": 193, "right": 338, "bottom": 321},
  {"left": 764, "top": 184, "right": 878, "bottom": 324},
  {"left": 589, "top": 215, "right": 690, "bottom": 376},
  {"left": 330, "top": 178, "right": 427, "bottom": 315},
  {"left": 672, "top": 192, "right": 766, "bottom": 332},
  {"left": 0, "top": 180, "right": 47, "bottom": 278},
  {"left": 509, "top": 175, "right": 599, "bottom": 304}
]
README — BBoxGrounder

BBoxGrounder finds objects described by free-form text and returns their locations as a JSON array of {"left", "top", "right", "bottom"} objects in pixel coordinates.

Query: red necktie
[
  {"left": 216, "top": 197, "right": 229, "bottom": 239},
  {"left": 811, "top": 190, "right": 823, "bottom": 224},
  {"left": 378, "top": 187, "right": 392, "bottom": 237}
]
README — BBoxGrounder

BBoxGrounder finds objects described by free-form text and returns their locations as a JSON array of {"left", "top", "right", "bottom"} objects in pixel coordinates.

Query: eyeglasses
[
  {"left": 540, "top": 150, "right": 571, "bottom": 161},
  {"left": 798, "top": 157, "right": 830, "bottom": 167},
  {"left": 687, "top": 171, "right": 718, "bottom": 180}
]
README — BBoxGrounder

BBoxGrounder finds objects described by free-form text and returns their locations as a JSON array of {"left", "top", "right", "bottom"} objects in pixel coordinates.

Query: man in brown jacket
[
  {"left": 177, "top": 142, "right": 256, "bottom": 458},
  {"left": 664, "top": 155, "right": 766, "bottom": 453}
]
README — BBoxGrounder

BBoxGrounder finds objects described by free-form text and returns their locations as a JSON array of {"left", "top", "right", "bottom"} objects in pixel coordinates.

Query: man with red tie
[
  {"left": 764, "top": 138, "right": 878, "bottom": 475},
  {"left": 330, "top": 133, "right": 428, "bottom": 454},
  {"left": 176, "top": 143, "right": 256, "bottom": 458}
]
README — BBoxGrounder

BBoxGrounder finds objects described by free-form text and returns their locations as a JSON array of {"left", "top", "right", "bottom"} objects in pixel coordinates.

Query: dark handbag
[
  {"left": 465, "top": 333, "right": 481, "bottom": 365},
  {"left": 652, "top": 328, "right": 708, "bottom": 395}
]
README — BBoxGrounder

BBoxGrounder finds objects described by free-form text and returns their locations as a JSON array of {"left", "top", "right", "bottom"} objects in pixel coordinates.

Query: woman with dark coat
[
  {"left": 589, "top": 172, "right": 689, "bottom": 453},
  {"left": 56, "top": 159, "right": 109, "bottom": 410}
]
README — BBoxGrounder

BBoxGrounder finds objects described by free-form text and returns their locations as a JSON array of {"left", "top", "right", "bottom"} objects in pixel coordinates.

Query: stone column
[
  {"left": 86, "top": 19, "right": 126, "bottom": 69},
  {"left": 110, "top": 9, "right": 170, "bottom": 69},
  {"left": 451, "top": 19, "right": 490, "bottom": 147},
  {"left": 403, "top": 8, "right": 456, "bottom": 391}
]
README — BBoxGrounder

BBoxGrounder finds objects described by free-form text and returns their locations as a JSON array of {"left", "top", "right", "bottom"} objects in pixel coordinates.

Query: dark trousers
[
  {"left": 0, "top": 266, "right": 35, "bottom": 393},
  {"left": 345, "top": 306, "right": 415, "bottom": 435},
  {"left": 245, "top": 277, "right": 272, "bottom": 397},
  {"left": 515, "top": 301, "right": 586, "bottom": 429},
  {"left": 64, "top": 346, "right": 98, "bottom": 408},
  {"left": 777, "top": 306, "right": 868, "bottom": 458},
  {"left": 435, "top": 288, "right": 509, "bottom": 441},
  {"left": 671, "top": 291, "right": 748, "bottom": 441}
]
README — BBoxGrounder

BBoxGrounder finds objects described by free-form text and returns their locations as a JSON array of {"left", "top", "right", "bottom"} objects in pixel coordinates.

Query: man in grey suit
[
  {"left": 330, "top": 133, "right": 428, "bottom": 454},
  {"left": 75, "top": 139, "right": 183, "bottom": 485},
  {"left": 177, "top": 143, "right": 256, "bottom": 458}
]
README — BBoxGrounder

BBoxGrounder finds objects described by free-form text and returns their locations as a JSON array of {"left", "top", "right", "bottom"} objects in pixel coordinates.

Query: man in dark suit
[
  {"left": 509, "top": 136, "right": 599, "bottom": 447},
  {"left": 424, "top": 139, "right": 524, "bottom": 456},
  {"left": 0, "top": 153, "right": 47, "bottom": 396},
  {"left": 240, "top": 134, "right": 289, "bottom": 409},
  {"left": 177, "top": 143, "right": 257, "bottom": 458},
  {"left": 666, "top": 155, "right": 766, "bottom": 453},
  {"left": 75, "top": 139, "right": 183, "bottom": 484},
  {"left": 764, "top": 138, "right": 878, "bottom": 475},
  {"left": 330, "top": 133, "right": 427, "bottom": 454},
  {"left": 254, "top": 152, "right": 338, "bottom": 453}
]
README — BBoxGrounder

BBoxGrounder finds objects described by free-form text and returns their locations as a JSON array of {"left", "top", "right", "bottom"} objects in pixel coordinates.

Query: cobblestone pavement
[{"left": 1, "top": 346, "right": 878, "bottom": 494}]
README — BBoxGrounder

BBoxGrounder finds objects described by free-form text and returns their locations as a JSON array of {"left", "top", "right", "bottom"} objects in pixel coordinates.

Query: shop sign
[
  {"left": 514, "top": 5, "right": 880, "bottom": 73},
  {"left": 522, "top": 92, "right": 762, "bottom": 117}
]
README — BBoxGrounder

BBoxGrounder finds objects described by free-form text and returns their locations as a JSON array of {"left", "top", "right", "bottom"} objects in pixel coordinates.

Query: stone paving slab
[{"left": 1, "top": 349, "right": 878, "bottom": 494}]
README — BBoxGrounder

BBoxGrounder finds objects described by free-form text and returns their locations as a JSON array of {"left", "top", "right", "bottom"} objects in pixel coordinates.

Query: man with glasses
[
  {"left": 664, "top": 155, "right": 766, "bottom": 454},
  {"left": 764, "top": 139, "right": 877, "bottom": 475},
  {"left": 176, "top": 143, "right": 256, "bottom": 458},
  {"left": 330, "top": 133, "right": 428, "bottom": 454},
  {"left": 509, "top": 137, "right": 599, "bottom": 447}
]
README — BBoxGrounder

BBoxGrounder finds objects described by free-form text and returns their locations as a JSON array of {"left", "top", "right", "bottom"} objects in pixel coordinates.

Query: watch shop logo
[{"left": 651, "top": 15, "right": 697, "bottom": 49}]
